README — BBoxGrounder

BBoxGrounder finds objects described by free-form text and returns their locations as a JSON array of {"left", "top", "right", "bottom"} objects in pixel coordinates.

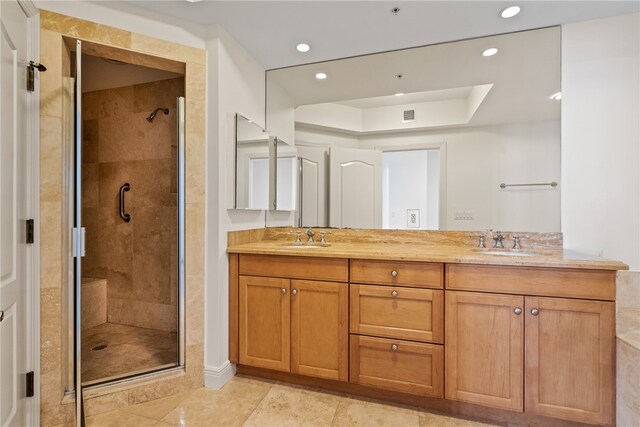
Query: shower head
[{"left": 146, "top": 107, "right": 170, "bottom": 123}]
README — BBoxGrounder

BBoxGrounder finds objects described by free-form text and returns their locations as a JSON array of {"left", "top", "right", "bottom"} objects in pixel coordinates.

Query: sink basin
[
  {"left": 280, "top": 243, "right": 331, "bottom": 248},
  {"left": 473, "top": 249, "right": 540, "bottom": 257}
]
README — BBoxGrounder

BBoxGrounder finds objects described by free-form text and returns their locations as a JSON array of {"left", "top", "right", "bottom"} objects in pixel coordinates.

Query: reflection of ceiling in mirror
[
  {"left": 237, "top": 115, "right": 269, "bottom": 144},
  {"left": 268, "top": 27, "right": 561, "bottom": 130},
  {"left": 297, "top": 84, "right": 494, "bottom": 133}
]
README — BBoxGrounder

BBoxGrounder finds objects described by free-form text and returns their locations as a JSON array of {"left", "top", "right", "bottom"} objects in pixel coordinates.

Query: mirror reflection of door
[
  {"left": 296, "top": 146, "right": 328, "bottom": 227},
  {"left": 329, "top": 148, "right": 382, "bottom": 228}
]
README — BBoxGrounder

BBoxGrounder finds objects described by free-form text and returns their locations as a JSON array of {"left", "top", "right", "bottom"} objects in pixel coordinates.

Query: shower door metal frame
[
  {"left": 68, "top": 40, "right": 187, "bottom": 424},
  {"left": 176, "top": 96, "right": 186, "bottom": 367},
  {"left": 73, "top": 38, "right": 85, "bottom": 427}
]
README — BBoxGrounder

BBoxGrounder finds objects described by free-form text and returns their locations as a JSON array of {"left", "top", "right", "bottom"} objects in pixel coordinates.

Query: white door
[
  {"left": 296, "top": 146, "right": 327, "bottom": 227},
  {"left": 329, "top": 147, "right": 382, "bottom": 228},
  {"left": 0, "top": 1, "right": 32, "bottom": 426}
]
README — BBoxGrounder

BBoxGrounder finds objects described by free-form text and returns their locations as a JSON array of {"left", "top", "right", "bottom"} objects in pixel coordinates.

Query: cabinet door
[
  {"left": 525, "top": 297, "right": 614, "bottom": 425},
  {"left": 350, "top": 284, "right": 444, "bottom": 343},
  {"left": 239, "top": 276, "right": 290, "bottom": 371},
  {"left": 445, "top": 291, "right": 524, "bottom": 412},
  {"left": 291, "top": 280, "right": 348, "bottom": 381}
]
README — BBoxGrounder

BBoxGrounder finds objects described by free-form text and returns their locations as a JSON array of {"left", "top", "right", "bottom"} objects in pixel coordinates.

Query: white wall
[
  {"left": 205, "top": 25, "right": 268, "bottom": 386},
  {"left": 561, "top": 13, "right": 640, "bottom": 270}
]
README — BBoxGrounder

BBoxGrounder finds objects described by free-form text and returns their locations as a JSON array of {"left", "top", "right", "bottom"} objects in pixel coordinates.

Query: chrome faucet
[
  {"left": 305, "top": 228, "right": 315, "bottom": 243},
  {"left": 492, "top": 231, "right": 507, "bottom": 249}
]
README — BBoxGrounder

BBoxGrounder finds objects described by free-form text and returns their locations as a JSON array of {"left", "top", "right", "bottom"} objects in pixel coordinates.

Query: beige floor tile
[
  {"left": 244, "top": 384, "right": 341, "bottom": 427},
  {"left": 216, "top": 375, "right": 274, "bottom": 405},
  {"left": 85, "top": 409, "right": 158, "bottom": 427},
  {"left": 332, "top": 399, "right": 420, "bottom": 427},
  {"left": 123, "top": 390, "right": 195, "bottom": 420},
  {"left": 161, "top": 388, "right": 259, "bottom": 427},
  {"left": 419, "top": 411, "right": 498, "bottom": 427}
]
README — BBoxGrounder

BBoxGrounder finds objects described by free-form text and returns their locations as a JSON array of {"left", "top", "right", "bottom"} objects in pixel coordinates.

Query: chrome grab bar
[
  {"left": 500, "top": 181, "right": 558, "bottom": 189},
  {"left": 119, "top": 183, "right": 131, "bottom": 222}
]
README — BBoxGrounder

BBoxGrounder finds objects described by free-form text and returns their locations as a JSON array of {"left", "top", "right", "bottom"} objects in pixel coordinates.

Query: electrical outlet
[
  {"left": 454, "top": 210, "right": 475, "bottom": 221},
  {"left": 407, "top": 209, "right": 420, "bottom": 228}
]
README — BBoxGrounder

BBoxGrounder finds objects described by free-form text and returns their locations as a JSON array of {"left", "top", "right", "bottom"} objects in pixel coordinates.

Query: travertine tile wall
[
  {"left": 82, "top": 78, "right": 183, "bottom": 332},
  {"left": 39, "top": 10, "right": 206, "bottom": 426}
]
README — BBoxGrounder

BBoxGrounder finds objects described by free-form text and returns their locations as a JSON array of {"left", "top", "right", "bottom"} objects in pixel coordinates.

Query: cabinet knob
[
  {"left": 292, "top": 289, "right": 297, "bottom": 296},
  {"left": 391, "top": 270, "right": 398, "bottom": 278},
  {"left": 531, "top": 308, "right": 539, "bottom": 316},
  {"left": 391, "top": 344, "right": 398, "bottom": 352},
  {"left": 514, "top": 307, "right": 522, "bottom": 315},
  {"left": 281, "top": 288, "right": 287, "bottom": 295},
  {"left": 391, "top": 290, "right": 398, "bottom": 297}
]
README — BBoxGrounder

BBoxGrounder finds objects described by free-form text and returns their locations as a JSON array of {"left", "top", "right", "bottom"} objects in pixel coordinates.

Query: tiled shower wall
[{"left": 82, "top": 77, "right": 184, "bottom": 332}]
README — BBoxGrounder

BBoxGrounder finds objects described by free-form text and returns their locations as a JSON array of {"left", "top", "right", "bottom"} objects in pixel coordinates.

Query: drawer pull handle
[
  {"left": 281, "top": 288, "right": 287, "bottom": 295},
  {"left": 531, "top": 308, "right": 539, "bottom": 316},
  {"left": 292, "top": 289, "right": 297, "bottom": 296},
  {"left": 391, "top": 290, "right": 398, "bottom": 297},
  {"left": 391, "top": 344, "right": 398, "bottom": 352},
  {"left": 514, "top": 307, "right": 522, "bottom": 315},
  {"left": 391, "top": 270, "right": 398, "bottom": 278}
]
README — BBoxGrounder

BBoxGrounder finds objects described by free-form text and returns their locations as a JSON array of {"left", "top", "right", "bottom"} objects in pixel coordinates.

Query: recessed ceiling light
[
  {"left": 500, "top": 6, "right": 521, "bottom": 19},
  {"left": 296, "top": 43, "right": 310, "bottom": 53},
  {"left": 550, "top": 92, "right": 562, "bottom": 100},
  {"left": 315, "top": 72, "right": 327, "bottom": 80},
  {"left": 395, "top": 93, "right": 404, "bottom": 97},
  {"left": 482, "top": 48, "right": 498, "bottom": 57}
]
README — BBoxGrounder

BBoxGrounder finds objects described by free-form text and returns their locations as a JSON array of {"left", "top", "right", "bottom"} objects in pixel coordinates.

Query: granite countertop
[{"left": 227, "top": 240, "right": 628, "bottom": 271}]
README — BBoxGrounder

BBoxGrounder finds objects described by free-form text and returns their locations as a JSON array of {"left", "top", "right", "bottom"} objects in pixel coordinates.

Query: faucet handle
[
  {"left": 468, "top": 233, "right": 486, "bottom": 248},
  {"left": 288, "top": 230, "right": 302, "bottom": 243},
  {"left": 319, "top": 230, "right": 332, "bottom": 244},
  {"left": 512, "top": 235, "right": 530, "bottom": 250}
]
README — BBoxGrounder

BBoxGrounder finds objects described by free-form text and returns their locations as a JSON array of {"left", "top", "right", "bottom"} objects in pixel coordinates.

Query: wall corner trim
[{"left": 204, "top": 361, "right": 236, "bottom": 390}]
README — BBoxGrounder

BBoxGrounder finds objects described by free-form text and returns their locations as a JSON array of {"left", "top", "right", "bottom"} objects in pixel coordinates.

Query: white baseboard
[{"left": 204, "top": 360, "right": 236, "bottom": 389}]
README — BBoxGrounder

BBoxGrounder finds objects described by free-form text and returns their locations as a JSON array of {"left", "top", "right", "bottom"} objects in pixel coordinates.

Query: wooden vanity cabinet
[
  {"left": 235, "top": 255, "right": 349, "bottom": 381},
  {"left": 446, "top": 289, "right": 615, "bottom": 425}
]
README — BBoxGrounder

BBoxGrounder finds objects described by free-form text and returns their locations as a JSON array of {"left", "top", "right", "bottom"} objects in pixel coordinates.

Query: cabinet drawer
[
  {"left": 446, "top": 264, "right": 616, "bottom": 301},
  {"left": 350, "top": 285, "right": 444, "bottom": 343},
  {"left": 350, "top": 335, "right": 443, "bottom": 398},
  {"left": 239, "top": 254, "right": 348, "bottom": 283},
  {"left": 350, "top": 259, "right": 443, "bottom": 289}
]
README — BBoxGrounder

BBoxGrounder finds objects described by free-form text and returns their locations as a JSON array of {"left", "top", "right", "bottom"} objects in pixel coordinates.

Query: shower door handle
[{"left": 119, "top": 183, "right": 131, "bottom": 222}]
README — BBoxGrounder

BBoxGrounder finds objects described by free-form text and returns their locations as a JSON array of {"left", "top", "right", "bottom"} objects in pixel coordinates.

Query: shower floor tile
[{"left": 82, "top": 323, "right": 177, "bottom": 383}]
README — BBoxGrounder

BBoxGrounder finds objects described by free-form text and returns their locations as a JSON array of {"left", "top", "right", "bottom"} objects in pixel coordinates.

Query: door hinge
[
  {"left": 26, "top": 371, "right": 34, "bottom": 397},
  {"left": 26, "top": 219, "right": 34, "bottom": 244},
  {"left": 26, "top": 61, "right": 47, "bottom": 92},
  {"left": 72, "top": 227, "right": 86, "bottom": 258}
]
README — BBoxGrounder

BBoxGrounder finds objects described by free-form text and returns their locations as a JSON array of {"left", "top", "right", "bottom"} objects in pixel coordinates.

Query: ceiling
[{"left": 126, "top": 1, "right": 639, "bottom": 69}]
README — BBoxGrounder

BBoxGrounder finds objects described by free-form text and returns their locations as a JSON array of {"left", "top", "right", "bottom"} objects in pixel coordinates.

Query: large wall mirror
[{"left": 265, "top": 26, "right": 561, "bottom": 231}]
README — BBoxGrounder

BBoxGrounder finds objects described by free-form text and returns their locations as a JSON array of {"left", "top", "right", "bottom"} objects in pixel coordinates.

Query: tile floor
[
  {"left": 82, "top": 323, "right": 177, "bottom": 382},
  {"left": 79, "top": 376, "right": 500, "bottom": 427}
]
